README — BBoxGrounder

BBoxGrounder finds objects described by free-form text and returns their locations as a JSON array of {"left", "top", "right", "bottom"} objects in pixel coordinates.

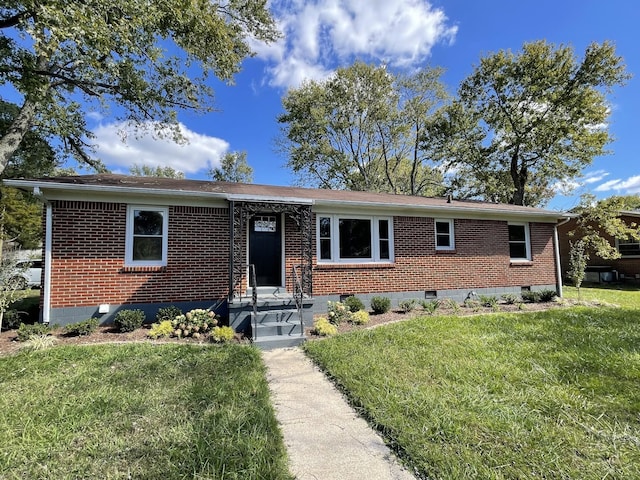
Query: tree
[
  {"left": 566, "top": 239, "right": 588, "bottom": 299},
  {"left": 0, "top": 0, "right": 279, "bottom": 175},
  {"left": 0, "top": 228, "right": 30, "bottom": 332},
  {"left": 438, "top": 41, "right": 629, "bottom": 206},
  {"left": 210, "top": 151, "right": 253, "bottom": 183},
  {"left": 278, "top": 62, "right": 448, "bottom": 196},
  {"left": 129, "top": 164, "right": 184, "bottom": 179},
  {"left": 570, "top": 193, "right": 640, "bottom": 260}
]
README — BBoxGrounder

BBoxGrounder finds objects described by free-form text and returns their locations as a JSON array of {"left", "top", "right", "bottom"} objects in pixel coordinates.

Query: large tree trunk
[
  {"left": 509, "top": 147, "right": 527, "bottom": 206},
  {"left": 0, "top": 99, "right": 38, "bottom": 176}
]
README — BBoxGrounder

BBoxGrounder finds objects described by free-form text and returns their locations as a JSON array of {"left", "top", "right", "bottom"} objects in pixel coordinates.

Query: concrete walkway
[{"left": 262, "top": 347, "right": 416, "bottom": 480}]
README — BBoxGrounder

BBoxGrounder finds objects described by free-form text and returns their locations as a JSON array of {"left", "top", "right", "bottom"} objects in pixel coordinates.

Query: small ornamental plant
[
  {"left": 148, "top": 320, "right": 174, "bottom": 339},
  {"left": 501, "top": 293, "right": 520, "bottom": 305},
  {"left": 312, "top": 317, "right": 338, "bottom": 336},
  {"left": 327, "top": 301, "right": 353, "bottom": 325},
  {"left": 351, "top": 310, "right": 370, "bottom": 325},
  {"left": 343, "top": 296, "right": 365, "bottom": 313},
  {"left": 114, "top": 309, "right": 146, "bottom": 332},
  {"left": 419, "top": 299, "right": 440, "bottom": 315},
  {"left": 156, "top": 306, "right": 182, "bottom": 323},
  {"left": 398, "top": 299, "right": 417, "bottom": 313},
  {"left": 64, "top": 318, "right": 99, "bottom": 337},
  {"left": 370, "top": 296, "right": 391, "bottom": 314},
  {"left": 171, "top": 309, "right": 218, "bottom": 338},
  {"left": 210, "top": 326, "right": 235, "bottom": 343},
  {"left": 16, "top": 323, "right": 50, "bottom": 342}
]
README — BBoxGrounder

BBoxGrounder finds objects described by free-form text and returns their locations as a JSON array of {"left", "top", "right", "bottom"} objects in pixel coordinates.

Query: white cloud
[
  {"left": 92, "top": 121, "right": 229, "bottom": 175},
  {"left": 582, "top": 170, "right": 609, "bottom": 184},
  {"left": 595, "top": 175, "right": 640, "bottom": 193},
  {"left": 256, "top": 0, "right": 458, "bottom": 88}
]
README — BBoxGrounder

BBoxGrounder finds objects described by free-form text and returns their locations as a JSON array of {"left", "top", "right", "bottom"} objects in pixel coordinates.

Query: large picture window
[
  {"left": 317, "top": 215, "right": 393, "bottom": 263},
  {"left": 508, "top": 223, "right": 531, "bottom": 261},
  {"left": 126, "top": 206, "right": 168, "bottom": 266}
]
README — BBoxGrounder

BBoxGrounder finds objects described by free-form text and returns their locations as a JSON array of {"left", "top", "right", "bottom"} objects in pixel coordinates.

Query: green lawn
[
  {"left": 0, "top": 343, "right": 292, "bottom": 480},
  {"left": 304, "top": 304, "right": 640, "bottom": 479},
  {"left": 563, "top": 283, "right": 640, "bottom": 308}
]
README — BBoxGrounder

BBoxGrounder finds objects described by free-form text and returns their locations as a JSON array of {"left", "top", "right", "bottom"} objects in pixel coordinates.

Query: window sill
[
  {"left": 436, "top": 249, "right": 456, "bottom": 254},
  {"left": 510, "top": 260, "right": 533, "bottom": 266},
  {"left": 121, "top": 265, "right": 167, "bottom": 273},
  {"left": 315, "top": 262, "right": 395, "bottom": 270}
]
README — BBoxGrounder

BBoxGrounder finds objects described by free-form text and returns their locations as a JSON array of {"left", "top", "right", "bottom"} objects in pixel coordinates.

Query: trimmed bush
[
  {"left": 351, "top": 310, "right": 370, "bottom": 325},
  {"left": 147, "top": 320, "right": 173, "bottom": 339},
  {"left": 521, "top": 290, "right": 541, "bottom": 303},
  {"left": 156, "top": 306, "right": 182, "bottom": 323},
  {"left": 210, "top": 326, "right": 235, "bottom": 343},
  {"left": 2, "top": 309, "right": 22, "bottom": 330},
  {"left": 370, "top": 296, "right": 391, "bottom": 314},
  {"left": 343, "top": 296, "right": 365, "bottom": 313},
  {"left": 312, "top": 317, "right": 338, "bottom": 336},
  {"left": 539, "top": 289, "right": 558, "bottom": 302},
  {"left": 478, "top": 295, "right": 498, "bottom": 308},
  {"left": 501, "top": 293, "right": 520, "bottom": 305},
  {"left": 16, "top": 323, "right": 50, "bottom": 342},
  {"left": 171, "top": 309, "right": 218, "bottom": 338},
  {"left": 398, "top": 299, "right": 417, "bottom": 313},
  {"left": 114, "top": 309, "right": 146, "bottom": 333},
  {"left": 64, "top": 318, "right": 99, "bottom": 337}
]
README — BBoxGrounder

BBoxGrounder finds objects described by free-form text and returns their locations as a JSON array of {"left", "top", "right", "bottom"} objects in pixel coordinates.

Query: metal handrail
[
  {"left": 249, "top": 264, "right": 258, "bottom": 341},
  {"left": 292, "top": 264, "right": 305, "bottom": 337}
]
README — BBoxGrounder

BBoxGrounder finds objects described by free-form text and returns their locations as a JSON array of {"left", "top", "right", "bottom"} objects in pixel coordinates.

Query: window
[
  {"left": 126, "top": 206, "right": 168, "bottom": 266},
  {"left": 508, "top": 223, "right": 530, "bottom": 261},
  {"left": 617, "top": 238, "right": 640, "bottom": 257},
  {"left": 435, "top": 219, "right": 455, "bottom": 250},
  {"left": 317, "top": 215, "right": 393, "bottom": 263}
]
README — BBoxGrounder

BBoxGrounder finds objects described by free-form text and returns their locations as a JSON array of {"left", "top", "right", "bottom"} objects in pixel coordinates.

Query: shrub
[
  {"left": 114, "top": 309, "right": 146, "bottom": 333},
  {"left": 351, "top": 310, "right": 370, "bottom": 325},
  {"left": 148, "top": 320, "right": 174, "bottom": 339},
  {"left": 156, "top": 306, "right": 183, "bottom": 323},
  {"left": 398, "top": 299, "right": 417, "bottom": 313},
  {"left": 327, "top": 301, "right": 352, "bottom": 325},
  {"left": 20, "top": 334, "right": 57, "bottom": 352},
  {"left": 171, "top": 309, "right": 218, "bottom": 338},
  {"left": 342, "top": 296, "right": 365, "bottom": 313},
  {"left": 539, "top": 289, "right": 558, "bottom": 302},
  {"left": 210, "top": 326, "right": 235, "bottom": 343},
  {"left": 16, "top": 323, "right": 50, "bottom": 342},
  {"left": 521, "top": 290, "right": 541, "bottom": 303},
  {"left": 440, "top": 298, "right": 460, "bottom": 314},
  {"left": 501, "top": 293, "right": 520, "bottom": 305},
  {"left": 64, "top": 318, "right": 99, "bottom": 337},
  {"left": 464, "top": 299, "right": 481, "bottom": 311},
  {"left": 478, "top": 295, "right": 498, "bottom": 308},
  {"left": 2, "top": 309, "right": 22, "bottom": 330},
  {"left": 370, "top": 296, "right": 391, "bottom": 314},
  {"left": 312, "top": 317, "right": 338, "bottom": 336},
  {"left": 419, "top": 299, "right": 440, "bottom": 315}
]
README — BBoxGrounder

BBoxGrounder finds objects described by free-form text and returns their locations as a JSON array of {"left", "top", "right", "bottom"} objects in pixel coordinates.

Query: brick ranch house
[
  {"left": 557, "top": 211, "right": 640, "bottom": 284},
  {"left": 7, "top": 174, "right": 567, "bottom": 346}
]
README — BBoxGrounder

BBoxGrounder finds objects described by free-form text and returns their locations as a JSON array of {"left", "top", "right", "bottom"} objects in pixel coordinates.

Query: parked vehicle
[{"left": 9, "top": 260, "right": 42, "bottom": 289}]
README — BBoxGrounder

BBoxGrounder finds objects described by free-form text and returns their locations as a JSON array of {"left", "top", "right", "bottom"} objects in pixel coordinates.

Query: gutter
[
  {"left": 553, "top": 216, "right": 573, "bottom": 298},
  {"left": 32, "top": 187, "right": 52, "bottom": 324}
]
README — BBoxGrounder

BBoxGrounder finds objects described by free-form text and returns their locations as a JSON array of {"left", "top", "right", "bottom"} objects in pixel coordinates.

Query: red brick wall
[
  {"left": 558, "top": 217, "right": 640, "bottom": 280},
  {"left": 311, "top": 216, "right": 557, "bottom": 296},
  {"left": 49, "top": 201, "right": 229, "bottom": 308}
]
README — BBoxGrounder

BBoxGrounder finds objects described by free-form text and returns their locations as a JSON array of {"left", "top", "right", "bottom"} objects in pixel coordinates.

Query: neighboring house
[
  {"left": 557, "top": 211, "right": 640, "bottom": 283},
  {"left": 6, "top": 175, "right": 566, "bottom": 346}
]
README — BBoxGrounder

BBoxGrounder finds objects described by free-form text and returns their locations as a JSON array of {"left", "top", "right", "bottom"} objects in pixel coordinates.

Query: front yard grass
[
  {"left": 0, "top": 343, "right": 292, "bottom": 480},
  {"left": 563, "top": 283, "right": 640, "bottom": 308},
  {"left": 304, "top": 306, "right": 640, "bottom": 479}
]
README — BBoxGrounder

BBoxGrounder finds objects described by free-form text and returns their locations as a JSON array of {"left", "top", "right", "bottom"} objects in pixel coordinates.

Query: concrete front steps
[{"left": 228, "top": 287, "right": 313, "bottom": 350}]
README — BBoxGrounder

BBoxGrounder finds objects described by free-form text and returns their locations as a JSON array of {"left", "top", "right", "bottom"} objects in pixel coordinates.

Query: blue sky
[{"left": 83, "top": 1, "right": 640, "bottom": 210}]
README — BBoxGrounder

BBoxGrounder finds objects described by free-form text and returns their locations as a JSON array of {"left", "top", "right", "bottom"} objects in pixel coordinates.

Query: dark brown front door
[{"left": 249, "top": 214, "right": 282, "bottom": 286}]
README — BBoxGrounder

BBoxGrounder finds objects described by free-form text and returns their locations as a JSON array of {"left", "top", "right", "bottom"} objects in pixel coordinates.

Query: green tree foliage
[
  {"left": 570, "top": 193, "right": 640, "bottom": 260},
  {"left": 438, "top": 41, "right": 629, "bottom": 206},
  {"left": 0, "top": 0, "right": 279, "bottom": 174},
  {"left": 209, "top": 151, "right": 253, "bottom": 183},
  {"left": 278, "top": 62, "right": 448, "bottom": 196},
  {"left": 566, "top": 240, "right": 588, "bottom": 296},
  {"left": 129, "top": 164, "right": 184, "bottom": 179}
]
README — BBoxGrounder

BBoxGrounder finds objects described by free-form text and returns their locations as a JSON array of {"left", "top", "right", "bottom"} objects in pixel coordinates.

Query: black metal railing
[{"left": 292, "top": 264, "right": 305, "bottom": 337}]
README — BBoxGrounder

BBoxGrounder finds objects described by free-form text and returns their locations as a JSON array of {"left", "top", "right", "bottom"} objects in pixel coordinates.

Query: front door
[{"left": 249, "top": 214, "right": 282, "bottom": 286}]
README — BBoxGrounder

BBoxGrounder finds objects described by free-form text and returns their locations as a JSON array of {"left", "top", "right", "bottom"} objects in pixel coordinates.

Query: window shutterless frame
[
  {"left": 125, "top": 205, "right": 169, "bottom": 267},
  {"left": 434, "top": 219, "right": 455, "bottom": 251},
  {"left": 316, "top": 214, "right": 393, "bottom": 263},
  {"left": 508, "top": 222, "right": 531, "bottom": 261}
]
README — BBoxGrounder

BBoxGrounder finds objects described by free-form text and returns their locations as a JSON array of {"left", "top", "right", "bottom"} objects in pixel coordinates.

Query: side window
[
  {"left": 435, "top": 219, "right": 454, "bottom": 250},
  {"left": 126, "top": 206, "right": 168, "bottom": 266},
  {"left": 508, "top": 223, "right": 530, "bottom": 261},
  {"left": 317, "top": 215, "right": 393, "bottom": 263}
]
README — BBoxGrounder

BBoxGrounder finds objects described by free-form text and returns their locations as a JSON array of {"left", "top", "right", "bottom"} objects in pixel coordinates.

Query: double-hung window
[
  {"left": 126, "top": 206, "right": 168, "bottom": 266},
  {"left": 317, "top": 215, "right": 393, "bottom": 263},
  {"left": 435, "top": 219, "right": 455, "bottom": 250},
  {"left": 617, "top": 238, "right": 640, "bottom": 257},
  {"left": 508, "top": 223, "right": 531, "bottom": 261}
]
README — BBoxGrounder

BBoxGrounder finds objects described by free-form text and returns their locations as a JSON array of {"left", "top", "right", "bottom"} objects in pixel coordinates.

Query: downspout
[
  {"left": 228, "top": 200, "right": 234, "bottom": 303},
  {"left": 33, "top": 187, "right": 52, "bottom": 324},
  {"left": 553, "top": 217, "right": 572, "bottom": 298}
]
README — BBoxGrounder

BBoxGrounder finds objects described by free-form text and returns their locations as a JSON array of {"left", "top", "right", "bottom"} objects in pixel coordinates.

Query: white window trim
[
  {"left": 316, "top": 214, "right": 394, "bottom": 263},
  {"left": 508, "top": 222, "right": 531, "bottom": 262},
  {"left": 125, "top": 205, "right": 169, "bottom": 267},
  {"left": 435, "top": 219, "right": 455, "bottom": 251}
]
